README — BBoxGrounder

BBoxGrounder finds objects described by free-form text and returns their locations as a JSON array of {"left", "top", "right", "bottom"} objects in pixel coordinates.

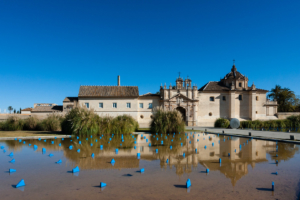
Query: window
[
  {"left": 210, "top": 97, "right": 215, "bottom": 101},
  {"left": 140, "top": 115, "right": 144, "bottom": 119},
  {"left": 85, "top": 103, "right": 89, "bottom": 108},
  {"left": 99, "top": 103, "right": 103, "bottom": 108},
  {"left": 148, "top": 103, "right": 153, "bottom": 109},
  {"left": 209, "top": 112, "right": 212, "bottom": 116},
  {"left": 150, "top": 115, "right": 154, "bottom": 119},
  {"left": 126, "top": 103, "right": 131, "bottom": 108},
  {"left": 256, "top": 111, "right": 258, "bottom": 114},
  {"left": 113, "top": 103, "right": 117, "bottom": 108},
  {"left": 256, "top": 96, "right": 259, "bottom": 101},
  {"left": 139, "top": 103, "right": 143, "bottom": 108},
  {"left": 239, "top": 82, "right": 242, "bottom": 87},
  {"left": 49, "top": 104, "right": 52, "bottom": 106},
  {"left": 222, "top": 96, "right": 226, "bottom": 101},
  {"left": 238, "top": 95, "right": 243, "bottom": 101},
  {"left": 37, "top": 104, "right": 41, "bottom": 106}
]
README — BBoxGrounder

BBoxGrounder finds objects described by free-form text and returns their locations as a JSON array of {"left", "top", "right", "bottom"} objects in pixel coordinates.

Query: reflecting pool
[{"left": 1, "top": 132, "right": 300, "bottom": 199}]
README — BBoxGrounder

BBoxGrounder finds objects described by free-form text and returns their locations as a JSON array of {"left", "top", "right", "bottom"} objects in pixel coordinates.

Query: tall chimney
[{"left": 117, "top": 75, "right": 120, "bottom": 86}]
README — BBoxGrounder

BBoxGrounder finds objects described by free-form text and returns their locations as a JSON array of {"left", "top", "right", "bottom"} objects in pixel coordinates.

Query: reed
[{"left": 150, "top": 107, "right": 185, "bottom": 134}]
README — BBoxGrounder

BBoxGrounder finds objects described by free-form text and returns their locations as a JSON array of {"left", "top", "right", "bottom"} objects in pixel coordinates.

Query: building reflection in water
[{"left": 2, "top": 132, "right": 299, "bottom": 186}]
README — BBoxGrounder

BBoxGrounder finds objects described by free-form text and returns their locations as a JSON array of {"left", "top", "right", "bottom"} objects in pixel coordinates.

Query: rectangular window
[
  {"left": 85, "top": 103, "right": 89, "bottom": 108},
  {"left": 99, "top": 103, "right": 103, "bottom": 108},
  {"left": 49, "top": 104, "right": 52, "bottom": 106},
  {"left": 239, "top": 83, "right": 242, "bottom": 87},
  {"left": 139, "top": 103, "right": 143, "bottom": 108},
  {"left": 149, "top": 103, "right": 153, "bottom": 109},
  {"left": 256, "top": 96, "right": 259, "bottom": 101},
  {"left": 113, "top": 103, "right": 117, "bottom": 108},
  {"left": 239, "top": 95, "right": 243, "bottom": 101},
  {"left": 126, "top": 103, "right": 131, "bottom": 108},
  {"left": 222, "top": 96, "right": 226, "bottom": 101},
  {"left": 210, "top": 97, "right": 215, "bottom": 101},
  {"left": 37, "top": 104, "right": 41, "bottom": 106}
]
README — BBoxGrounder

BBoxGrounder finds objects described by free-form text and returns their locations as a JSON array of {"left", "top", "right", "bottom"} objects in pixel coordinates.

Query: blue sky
[{"left": 0, "top": 0, "right": 299, "bottom": 112}]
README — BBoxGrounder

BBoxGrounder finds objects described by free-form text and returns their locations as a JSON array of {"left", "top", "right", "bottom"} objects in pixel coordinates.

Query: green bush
[
  {"left": 63, "top": 107, "right": 139, "bottom": 136},
  {"left": 214, "top": 118, "right": 230, "bottom": 128},
  {"left": 150, "top": 107, "right": 185, "bottom": 134},
  {"left": 0, "top": 116, "right": 25, "bottom": 131},
  {"left": 24, "top": 116, "right": 39, "bottom": 130}
]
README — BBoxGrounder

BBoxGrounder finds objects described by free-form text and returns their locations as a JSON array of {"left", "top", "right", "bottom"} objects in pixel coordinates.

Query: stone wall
[{"left": 277, "top": 112, "right": 300, "bottom": 119}]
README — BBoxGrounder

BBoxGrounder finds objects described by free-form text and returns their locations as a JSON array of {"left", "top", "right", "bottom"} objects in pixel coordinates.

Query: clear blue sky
[{"left": 0, "top": 0, "right": 299, "bottom": 112}]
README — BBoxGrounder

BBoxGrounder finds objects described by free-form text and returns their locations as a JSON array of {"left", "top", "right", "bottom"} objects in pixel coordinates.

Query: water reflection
[{"left": 1, "top": 132, "right": 299, "bottom": 186}]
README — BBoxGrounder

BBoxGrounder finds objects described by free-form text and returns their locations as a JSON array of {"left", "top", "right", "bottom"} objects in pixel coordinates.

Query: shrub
[
  {"left": 150, "top": 107, "right": 185, "bottom": 134},
  {"left": 63, "top": 107, "right": 139, "bottom": 136},
  {"left": 0, "top": 116, "right": 25, "bottom": 131},
  {"left": 24, "top": 116, "right": 39, "bottom": 130},
  {"left": 214, "top": 118, "right": 230, "bottom": 128},
  {"left": 38, "top": 113, "right": 63, "bottom": 131}
]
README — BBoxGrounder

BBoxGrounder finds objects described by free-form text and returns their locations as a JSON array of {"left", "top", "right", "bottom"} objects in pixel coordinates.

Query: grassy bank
[{"left": 0, "top": 131, "right": 64, "bottom": 138}]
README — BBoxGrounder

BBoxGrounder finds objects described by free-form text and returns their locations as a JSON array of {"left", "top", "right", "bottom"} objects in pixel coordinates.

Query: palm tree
[
  {"left": 8, "top": 106, "right": 13, "bottom": 114},
  {"left": 268, "top": 85, "right": 282, "bottom": 101}
]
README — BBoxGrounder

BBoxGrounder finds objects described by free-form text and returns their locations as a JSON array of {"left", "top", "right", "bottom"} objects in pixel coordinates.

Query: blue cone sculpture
[
  {"left": 166, "top": 159, "right": 169, "bottom": 163},
  {"left": 91, "top": 153, "right": 95, "bottom": 158},
  {"left": 51, "top": 141, "right": 54, "bottom": 144},
  {"left": 111, "top": 159, "right": 115, "bottom": 163},
  {"left": 206, "top": 168, "right": 209, "bottom": 173},
  {"left": 100, "top": 182, "right": 107, "bottom": 188},
  {"left": 186, "top": 179, "right": 191, "bottom": 188},
  {"left": 0, "top": 146, "right": 4, "bottom": 149},
  {"left": 3, "top": 149, "right": 6, "bottom": 153},
  {"left": 272, "top": 182, "right": 275, "bottom": 191},
  {"left": 9, "top": 169, "right": 16, "bottom": 173},
  {"left": 16, "top": 179, "right": 25, "bottom": 188},
  {"left": 156, "top": 149, "right": 158, "bottom": 153},
  {"left": 77, "top": 149, "right": 80, "bottom": 153},
  {"left": 10, "top": 159, "right": 15, "bottom": 163},
  {"left": 9, "top": 152, "right": 14, "bottom": 157},
  {"left": 49, "top": 154, "right": 54, "bottom": 157},
  {"left": 59, "top": 143, "right": 61, "bottom": 146},
  {"left": 42, "top": 148, "right": 46, "bottom": 152},
  {"left": 137, "top": 153, "right": 140, "bottom": 157},
  {"left": 72, "top": 166, "right": 80, "bottom": 173},
  {"left": 134, "top": 146, "right": 136, "bottom": 149},
  {"left": 56, "top": 159, "right": 62, "bottom": 164},
  {"left": 140, "top": 168, "right": 145, "bottom": 173},
  {"left": 183, "top": 153, "right": 185, "bottom": 157}
]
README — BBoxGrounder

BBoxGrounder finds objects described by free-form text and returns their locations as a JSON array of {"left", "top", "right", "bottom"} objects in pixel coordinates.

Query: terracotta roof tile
[
  {"left": 31, "top": 105, "right": 63, "bottom": 112},
  {"left": 78, "top": 86, "right": 139, "bottom": 97},
  {"left": 63, "top": 97, "right": 78, "bottom": 102}
]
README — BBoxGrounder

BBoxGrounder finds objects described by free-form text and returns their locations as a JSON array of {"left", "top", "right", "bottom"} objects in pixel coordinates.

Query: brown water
[{"left": 0, "top": 132, "right": 300, "bottom": 200}]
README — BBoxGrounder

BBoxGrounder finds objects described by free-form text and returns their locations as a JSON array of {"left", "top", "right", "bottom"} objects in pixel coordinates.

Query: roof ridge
[{"left": 203, "top": 82, "right": 211, "bottom": 91}]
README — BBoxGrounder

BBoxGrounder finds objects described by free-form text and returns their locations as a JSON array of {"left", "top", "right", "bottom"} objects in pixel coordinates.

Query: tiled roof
[
  {"left": 139, "top": 93, "right": 160, "bottom": 97},
  {"left": 78, "top": 86, "right": 139, "bottom": 97},
  {"left": 31, "top": 105, "right": 63, "bottom": 112},
  {"left": 21, "top": 108, "right": 32, "bottom": 111},
  {"left": 199, "top": 81, "right": 268, "bottom": 92},
  {"left": 199, "top": 82, "right": 230, "bottom": 91},
  {"left": 63, "top": 97, "right": 78, "bottom": 102}
]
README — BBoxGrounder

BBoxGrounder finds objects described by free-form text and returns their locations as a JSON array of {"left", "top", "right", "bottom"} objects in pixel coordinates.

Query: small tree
[
  {"left": 14, "top": 109, "right": 16, "bottom": 114},
  {"left": 8, "top": 106, "right": 13, "bottom": 114},
  {"left": 19, "top": 108, "right": 21, "bottom": 114}
]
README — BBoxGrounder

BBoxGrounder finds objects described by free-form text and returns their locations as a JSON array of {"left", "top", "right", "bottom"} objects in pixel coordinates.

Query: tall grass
[
  {"left": 150, "top": 107, "right": 185, "bottom": 134},
  {"left": 0, "top": 114, "right": 62, "bottom": 131},
  {"left": 62, "top": 106, "right": 139, "bottom": 136}
]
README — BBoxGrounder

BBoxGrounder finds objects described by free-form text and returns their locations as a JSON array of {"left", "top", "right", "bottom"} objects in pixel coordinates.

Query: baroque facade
[{"left": 30, "top": 63, "right": 278, "bottom": 127}]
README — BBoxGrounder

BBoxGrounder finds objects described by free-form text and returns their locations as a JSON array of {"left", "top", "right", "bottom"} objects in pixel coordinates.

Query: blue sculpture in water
[
  {"left": 186, "top": 179, "right": 191, "bottom": 188},
  {"left": 9, "top": 169, "right": 16, "bottom": 173},
  {"left": 100, "top": 182, "right": 107, "bottom": 188},
  {"left": 16, "top": 179, "right": 25, "bottom": 188},
  {"left": 72, "top": 166, "right": 80, "bottom": 173},
  {"left": 56, "top": 159, "right": 62, "bottom": 164},
  {"left": 111, "top": 159, "right": 115, "bottom": 163}
]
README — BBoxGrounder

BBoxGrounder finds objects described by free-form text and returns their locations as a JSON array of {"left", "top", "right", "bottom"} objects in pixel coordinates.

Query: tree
[
  {"left": 268, "top": 85, "right": 300, "bottom": 112},
  {"left": 8, "top": 106, "right": 13, "bottom": 114},
  {"left": 13, "top": 109, "right": 16, "bottom": 114},
  {"left": 19, "top": 108, "right": 21, "bottom": 114}
]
